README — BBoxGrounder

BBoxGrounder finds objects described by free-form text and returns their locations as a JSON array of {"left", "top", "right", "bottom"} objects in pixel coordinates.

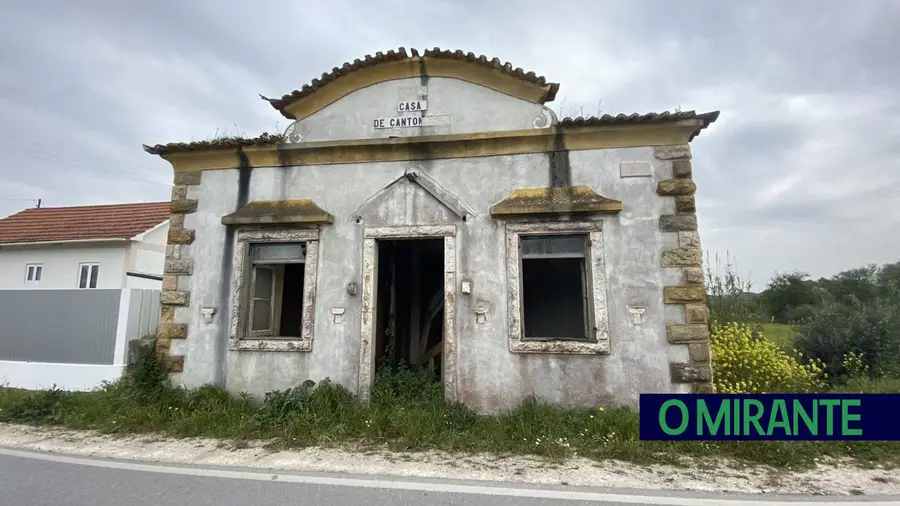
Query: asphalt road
[{"left": 1, "top": 447, "right": 898, "bottom": 506}]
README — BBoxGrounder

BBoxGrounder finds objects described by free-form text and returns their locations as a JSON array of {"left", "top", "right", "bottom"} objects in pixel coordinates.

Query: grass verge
[
  {"left": 1, "top": 349, "right": 897, "bottom": 470},
  {"left": 759, "top": 323, "right": 799, "bottom": 351}
]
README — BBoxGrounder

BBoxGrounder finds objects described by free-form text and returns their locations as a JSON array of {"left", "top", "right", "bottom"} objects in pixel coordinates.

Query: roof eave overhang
[
  {"left": 128, "top": 218, "right": 170, "bottom": 242},
  {"left": 0, "top": 238, "right": 130, "bottom": 247},
  {"left": 262, "top": 50, "right": 559, "bottom": 120}
]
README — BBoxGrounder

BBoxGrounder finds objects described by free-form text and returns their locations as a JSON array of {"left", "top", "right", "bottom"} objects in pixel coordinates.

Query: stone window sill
[
  {"left": 509, "top": 339, "right": 610, "bottom": 355},
  {"left": 229, "top": 338, "right": 312, "bottom": 352}
]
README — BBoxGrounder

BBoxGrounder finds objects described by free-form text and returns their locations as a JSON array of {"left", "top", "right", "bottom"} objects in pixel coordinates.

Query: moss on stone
[
  {"left": 221, "top": 200, "right": 333, "bottom": 225},
  {"left": 490, "top": 185, "right": 622, "bottom": 217}
]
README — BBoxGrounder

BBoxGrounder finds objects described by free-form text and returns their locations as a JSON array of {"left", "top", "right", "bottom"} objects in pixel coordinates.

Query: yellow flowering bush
[
  {"left": 711, "top": 322, "right": 827, "bottom": 394},
  {"left": 841, "top": 351, "right": 870, "bottom": 379}
]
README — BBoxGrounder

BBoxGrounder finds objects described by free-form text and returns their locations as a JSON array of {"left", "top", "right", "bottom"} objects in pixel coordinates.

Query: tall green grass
[{"left": 2, "top": 358, "right": 899, "bottom": 469}]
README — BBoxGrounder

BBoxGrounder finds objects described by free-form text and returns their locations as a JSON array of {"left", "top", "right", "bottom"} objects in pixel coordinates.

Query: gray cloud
[{"left": 0, "top": 0, "right": 897, "bottom": 288}]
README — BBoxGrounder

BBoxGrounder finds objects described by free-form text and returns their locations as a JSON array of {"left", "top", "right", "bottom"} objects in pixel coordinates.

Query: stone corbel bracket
[{"left": 654, "top": 144, "right": 714, "bottom": 393}]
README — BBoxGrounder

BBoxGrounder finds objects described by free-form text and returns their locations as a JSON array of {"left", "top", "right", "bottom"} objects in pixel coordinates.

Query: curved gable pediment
[{"left": 263, "top": 48, "right": 560, "bottom": 121}]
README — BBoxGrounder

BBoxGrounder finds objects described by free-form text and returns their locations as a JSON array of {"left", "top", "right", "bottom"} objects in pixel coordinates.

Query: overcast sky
[{"left": 0, "top": 0, "right": 897, "bottom": 289}]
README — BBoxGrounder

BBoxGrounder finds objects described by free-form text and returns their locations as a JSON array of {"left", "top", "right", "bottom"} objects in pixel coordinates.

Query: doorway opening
[{"left": 374, "top": 238, "right": 445, "bottom": 382}]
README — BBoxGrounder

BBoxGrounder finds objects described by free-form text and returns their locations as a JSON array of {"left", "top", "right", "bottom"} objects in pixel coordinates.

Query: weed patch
[
  {"left": 1, "top": 344, "right": 898, "bottom": 470},
  {"left": 2, "top": 369, "right": 898, "bottom": 470}
]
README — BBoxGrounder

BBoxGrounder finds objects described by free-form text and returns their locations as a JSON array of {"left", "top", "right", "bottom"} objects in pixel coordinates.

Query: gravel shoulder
[{"left": 0, "top": 423, "right": 897, "bottom": 496}]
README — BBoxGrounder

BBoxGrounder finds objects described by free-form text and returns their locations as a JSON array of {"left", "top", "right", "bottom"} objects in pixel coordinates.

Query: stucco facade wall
[
  {"left": 287, "top": 77, "right": 551, "bottom": 142},
  {"left": 170, "top": 148, "right": 695, "bottom": 411},
  {"left": 0, "top": 243, "right": 127, "bottom": 290},
  {"left": 161, "top": 77, "right": 709, "bottom": 412}
]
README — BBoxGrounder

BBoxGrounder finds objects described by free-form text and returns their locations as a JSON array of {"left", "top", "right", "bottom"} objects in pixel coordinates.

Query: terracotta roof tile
[
  {"left": 0, "top": 202, "right": 170, "bottom": 245},
  {"left": 262, "top": 47, "right": 560, "bottom": 119},
  {"left": 557, "top": 110, "right": 720, "bottom": 140},
  {"left": 143, "top": 133, "right": 283, "bottom": 156}
]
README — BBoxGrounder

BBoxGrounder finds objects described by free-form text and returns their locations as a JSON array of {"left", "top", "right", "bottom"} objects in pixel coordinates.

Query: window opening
[
  {"left": 78, "top": 263, "right": 99, "bottom": 289},
  {"left": 519, "top": 234, "right": 591, "bottom": 340},
  {"left": 246, "top": 242, "right": 306, "bottom": 338}
]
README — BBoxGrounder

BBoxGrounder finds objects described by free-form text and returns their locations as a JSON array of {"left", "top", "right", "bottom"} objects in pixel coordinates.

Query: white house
[{"left": 0, "top": 202, "right": 171, "bottom": 290}]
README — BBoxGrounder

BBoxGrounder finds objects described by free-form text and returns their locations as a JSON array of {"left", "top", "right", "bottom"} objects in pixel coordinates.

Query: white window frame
[
  {"left": 228, "top": 228, "right": 320, "bottom": 352},
  {"left": 247, "top": 264, "right": 280, "bottom": 338},
  {"left": 77, "top": 263, "right": 100, "bottom": 289},
  {"left": 25, "top": 263, "right": 43, "bottom": 283},
  {"left": 505, "top": 221, "right": 610, "bottom": 355}
]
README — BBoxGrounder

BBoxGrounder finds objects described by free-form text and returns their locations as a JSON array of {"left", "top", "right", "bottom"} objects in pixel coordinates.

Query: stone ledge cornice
[{"left": 156, "top": 122, "right": 707, "bottom": 173}]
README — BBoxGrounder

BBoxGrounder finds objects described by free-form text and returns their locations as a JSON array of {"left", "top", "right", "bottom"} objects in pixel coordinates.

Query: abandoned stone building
[{"left": 144, "top": 48, "right": 718, "bottom": 412}]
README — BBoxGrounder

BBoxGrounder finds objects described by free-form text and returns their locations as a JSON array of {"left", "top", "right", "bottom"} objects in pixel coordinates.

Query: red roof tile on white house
[{"left": 0, "top": 202, "right": 170, "bottom": 245}]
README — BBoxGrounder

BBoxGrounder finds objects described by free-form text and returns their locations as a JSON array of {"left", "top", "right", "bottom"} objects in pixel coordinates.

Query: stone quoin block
[
  {"left": 689, "top": 342, "right": 711, "bottom": 362},
  {"left": 154, "top": 338, "right": 171, "bottom": 354},
  {"left": 662, "top": 247, "right": 702, "bottom": 267},
  {"left": 685, "top": 303, "right": 709, "bottom": 324},
  {"left": 672, "top": 159, "right": 693, "bottom": 179},
  {"left": 173, "top": 171, "right": 202, "bottom": 186},
  {"left": 657, "top": 179, "right": 696, "bottom": 196},
  {"left": 170, "top": 199, "right": 199, "bottom": 214},
  {"left": 160, "top": 291, "right": 190, "bottom": 306},
  {"left": 664, "top": 285, "right": 707, "bottom": 304},
  {"left": 164, "top": 258, "right": 193, "bottom": 275},
  {"left": 679, "top": 231, "right": 701, "bottom": 248},
  {"left": 666, "top": 324, "right": 710, "bottom": 343},
  {"left": 161, "top": 275, "right": 178, "bottom": 291},
  {"left": 165, "top": 355, "right": 185, "bottom": 373},
  {"left": 683, "top": 267, "right": 704, "bottom": 285},
  {"left": 670, "top": 362, "right": 712, "bottom": 383},
  {"left": 168, "top": 228, "right": 195, "bottom": 244},
  {"left": 160, "top": 306, "right": 175, "bottom": 323},
  {"left": 675, "top": 195, "right": 696, "bottom": 214},
  {"left": 157, "top": 323, "right": 188, "bottom": 340},
  {"left": 166, "top": 244, "right": 182, "bottom": 259},
  {"left": 169, "top": 213, "right": 185, "bottom": 229},
  {"left": 653, "top": 145, "right": 691, "bottom": 160},
  {"left": 659, "top": 214, "right": 698, "bottom": 232},
  {"left": 694, "top": 382, "right": 715, "bottom": 394},
  {"left": 171, "top": 185, "right": 188, "bottom": 201}
]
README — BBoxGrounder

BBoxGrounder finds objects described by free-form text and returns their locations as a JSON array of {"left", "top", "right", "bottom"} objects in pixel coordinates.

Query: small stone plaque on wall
[{"left": 620, "top": 162, "right": 652, "bottom": 178}]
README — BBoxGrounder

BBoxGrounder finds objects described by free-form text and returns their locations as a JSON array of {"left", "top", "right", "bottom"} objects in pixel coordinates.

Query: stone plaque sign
[
  {"left": 373, "top": 114, "right": 453, "bottom": 130},
  {"left": 374, "top": 116, "right": 425, "bottom": 129},
  {"left": 398, "top": 100, "right": 427, "bottom": 112}
]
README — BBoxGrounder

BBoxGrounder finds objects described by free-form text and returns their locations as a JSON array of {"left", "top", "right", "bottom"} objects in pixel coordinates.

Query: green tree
[
  {"left": 819, "top": 265, "right": 880, "bottom": 305},
  {"left": 877, "top": 261, "right": 900, "bottom": 300},
  {"left": 795, "top": 297, "right": 900, "bottom": 380},
  {"left": 759, "top": 271, "right": 823, "bottom": 323}
]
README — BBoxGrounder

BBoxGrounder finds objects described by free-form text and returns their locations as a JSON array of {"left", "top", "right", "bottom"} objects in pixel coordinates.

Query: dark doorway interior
[
  {"left": 279, "top": 263, "right": 306, "bottom": 337},
  {"left": 374, "top": 238, "right": 445, "bottom": 381}
]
